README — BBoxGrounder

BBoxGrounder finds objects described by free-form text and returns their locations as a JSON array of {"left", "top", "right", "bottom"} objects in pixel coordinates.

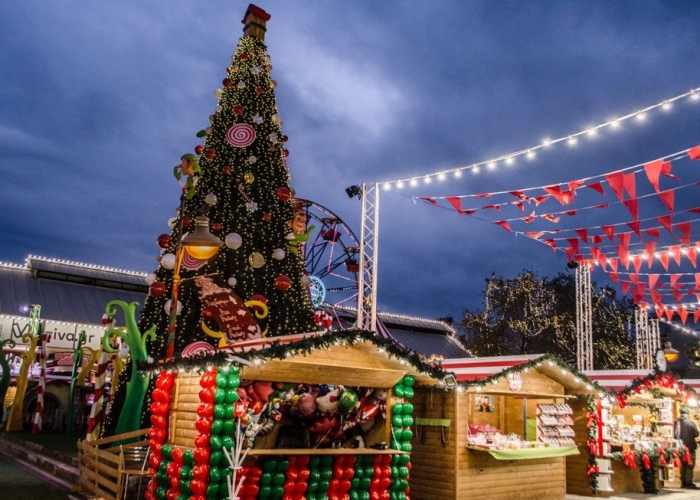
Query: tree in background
[
  {"left": 459, "top": 269, "right": 636, "bottom": 369},
  {"left": 103, "top": 9, "right": 317, "bottom": 436}
]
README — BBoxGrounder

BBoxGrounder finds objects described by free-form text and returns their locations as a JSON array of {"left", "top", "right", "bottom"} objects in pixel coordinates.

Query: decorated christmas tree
[{"left": 103, "top": 4, "right": 317, "bottom": 436}]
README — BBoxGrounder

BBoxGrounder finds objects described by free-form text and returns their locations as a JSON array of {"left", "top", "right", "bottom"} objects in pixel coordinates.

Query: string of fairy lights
[{"left": 377, "top": 87, "right": 700, "bottom": 189}]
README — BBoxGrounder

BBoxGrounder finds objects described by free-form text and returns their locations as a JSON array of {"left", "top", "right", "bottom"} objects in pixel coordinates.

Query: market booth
[
  {"left": 409, "top": 354, "right": 599, "bottom": 500},
  {"left": 566, "top": 370, "right": 696, "bottom": 496},
  {"left": 79, "top": 329, "right": 446, "bottom": 500}
]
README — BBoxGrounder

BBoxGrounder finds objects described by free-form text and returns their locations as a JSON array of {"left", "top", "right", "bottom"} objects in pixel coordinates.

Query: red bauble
[
  {"left": 222, "top": 165, "right": 232, "bottom": 175},
  {"left": 283, "top": 149, "right": 290, "bottom": 157},
  {"left": 222, "top": 78, "right": 232, "bottom": 88},
  {"left": 255, "top": 87, "right": 263, "bottom": 95},
  {"left": 240, "top": 53, "right": 249, "bottom": 61},
  {"left": 274, "top": 275, "right": 291, "bottom": 291},
  {"left": 157, "top": 233, "right": 171, "bottom": 249},
  {"left": 194, "top": 145, "right": 204, "bottom": 155},
  {"left": 212, "top": 222, "right": 223, "bottom": 232},
  {"left": 262, "top": 213, "right": 271, "bottom": 222},
  {"left": 182, "top": 217, "right": 192, "bottom": 229},
  {"left": 149, "top": 281, "right": 166, "bottom": 297},
  {"left": 233, "top": 105, "right": 244, "bottom": 116},
  {"left": 282, "top": 135, "right": 289, "bottom": 142},
  {"left": 250, "top": 294, "right": 267, "bottom": 304},
  {"left": 276, "top": 187, "right": 291, "bottom": 202},
  {"left": 204, "top": 148, "right": 216, "bottom": 160}
]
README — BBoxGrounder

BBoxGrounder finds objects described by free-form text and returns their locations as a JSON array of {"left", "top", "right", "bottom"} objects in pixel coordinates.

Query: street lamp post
[{"left": 165, "top": 216, "right": 222, "bottom": 359}]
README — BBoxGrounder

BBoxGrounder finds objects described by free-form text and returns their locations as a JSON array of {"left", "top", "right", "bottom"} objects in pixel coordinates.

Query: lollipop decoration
[{"left": 226, "top": 123, "right": 257, "bottom": 147}]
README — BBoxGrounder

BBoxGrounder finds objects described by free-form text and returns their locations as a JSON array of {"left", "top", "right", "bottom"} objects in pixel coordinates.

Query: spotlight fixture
[{"left": 345, "top": 185, "right": 362, "bottom": 199}]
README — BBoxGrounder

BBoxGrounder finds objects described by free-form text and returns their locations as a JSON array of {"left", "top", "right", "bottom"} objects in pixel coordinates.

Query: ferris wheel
[{"left": 296, "top": 199, "right": 366, "bottom": 308}]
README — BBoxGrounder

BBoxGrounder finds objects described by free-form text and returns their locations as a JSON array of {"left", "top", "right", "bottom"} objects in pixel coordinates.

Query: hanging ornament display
[
  {"left": 205, "top": 193, "right": 218, "bottom": 205},
  {"left": 149, "top": 281, "right": 166, "bottom": 297},
  {"left": 145, "top": 273, "right": 156, "bottom": 285},
  {"left": 272, "top": 248, "right": 285, "bottom": 260},
  {"left": 225, "top": 232, "right": 243, "bottom": 250},
  {"left": 228, "top": 277, "right": 237, "bottom": 287},
  {"left": 167, "top": 217, "right": 177, "bottom": 228},
  {"left": 222, "top": 165, "right": 231, "bottom": 175},
  {"left": 244, "top": 172, "right": 255, "bottom": 184},
  {"left": 271, "top": 113, "right": 281, "bottom": 124},
  {"left": 276, "top": 187, "right": 291, "bottom": 202},
  {"left": 214, "top": 88, "right": 223, "bottom": 98},
  {"left": 233, "top": 104, "right": 245, "bottom": 116},
  {"left": 237, "top": 80, "right": 245, "bottom": 88},
  {"left": 203, "top": 148, "right": 216, "bottom": 160},
  {"left": 222, "top": 78, "right": 232, "bottom": 88},
  {"left": 249, "top": 252, "right": 265, "bottom": 268},
  {"left": 226, "top": 123, "right": 256, "bottom": 147},
  {"left": 274, "top": 275, "right": 291, "bottom": 291},
  {"left": 160, "top": 253, "right": 177, "bottom": 270},
  {"left": 157, "top": 234, "right": 171, "bottom": 249}
]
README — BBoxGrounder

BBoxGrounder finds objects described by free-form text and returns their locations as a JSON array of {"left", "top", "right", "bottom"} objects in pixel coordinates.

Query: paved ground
[{"left": 0, "top": 450, "right": 73, "bottom": 500}]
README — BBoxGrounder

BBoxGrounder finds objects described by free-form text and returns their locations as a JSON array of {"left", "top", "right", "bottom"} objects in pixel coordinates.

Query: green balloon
[
  {"left": 273, "top": 472, "right": 286, "bottom": 485},
  {"left": 318, "top": 480, "right": 330, "bottom": 492},
  {"left": 206, "top": 482, "right": 219, "bottom": 497},
  {"left": 402, "top": 402, "right": 414, "bottom": 415},
  {"left": 222, "top": 435, "right": 235, "bottom": 450},
  {"left": 349, "top": 491, "right": 360, "bottom": 500},
  {"left": 161, "top": 444, "right": 173, "bottom": 459},
  {"left": 398, "top": 454, "right": 410, "bottom": 466},
  {"left": 216, "top": 373, "right": 228, "bottom": 388},
  {"left": 210, "top": 435, "right": 223, "bottom": 450},
  {"left": 276, "top": 459, "right": 290, "bottom": 472},
  {"left": 399, "top": 466, "right": 409, "bottom": 479},
  {"left": 392, "top": 414, "right": 404, "bottom": 427},
  {"left": 213, "top": 404, "right": 226, "bottom": 419},
  {"left": 320, "top": 456, "right": 333, "bottom": 466},
  {"left": 403, "top": 374, "right": 415, "bottom": 387},
  {"left": 320, "top": 468, "right": 333, "bottom": 480},
  {"left": 227, "top": 372, "right": 241, "bottom": 388},
  {"left": 354, "top": 466, "right": 363, "bottom": 478},
  {"left": 183, "top": 449, "right": 194, "bottom": 466},
  {"left": 222, "top": 419, "right": 235, "bottom": 435},
  {"left": 393, "top": 402, "right": 404, "bottom": 415},
  {"left": 339, "top": 388, "right": 358, "bottom": 414},
  {"left": 259, "top": 485, "right": 272, "bottom": 498},
  {"left": 159, "top": 460, "right": 169, "bottom": 473},
  {"left": 359, "top": 492, "right": 371, "bottom": 500},
  {"left": 156, "top": 485, "right": 167, "bottom": 500},
  {"left": 351, "top": 477, "right": 360, "bottom": 489},
  {"left": 401, "top": 442, "right": 412, "bottom": 453},
  {"left": 263, "top": 460, "right": 278, "bottom": 472},
  {"left": 260, "top": 472, "right": 273, "bottom": 485},
  {"left": 394, "top": 385, "right": 405, "bottom": 397},
  {"left": 223, "top": 404, "right": 235, "bottom": 419},
  {"left": 403, "top": 387, "right": 415, "bottom": 399},
  {"left": 177, "top": 494, "right": 189, "bottom": 500},
  {"left": 225, "top": 388, "right": 239, "bottom": 403},
  {"left": 360, "top": 477, "right": 371, "bottom": 489},
  {"left": 215, "top": 387, "right": 226, "bottom": 403},
  {"left": 402, "top": 428, "right": 413, "bottom": 441},
  {"left": 309, "top": 456, "right": 321, "bottom": 469},
  {"left": 180, "top": 465, "right": 193, "bottom": 480},
  {"left": 272, "top": 485, "right": 285, "bottom": 498},
  {"left": 210, "top": 419, "right": 224, "bottom": 435},
  {"left": 307, "top": 494, "right": 318, "bottom": 500},
  {"left": 307, "top": 481, "right": 319, "bottom": 493},
  {"left": 178, "top": 480, "right": 191, "bottom": 494},
  {"left": 209, "top": 450, "right": 223, "bottom": 466},
  {"left": 210, "top": 466, "right": 222, "bottom": 482},
  {"left": 402, "top": 415, "right": 414, "bottom": 426}
]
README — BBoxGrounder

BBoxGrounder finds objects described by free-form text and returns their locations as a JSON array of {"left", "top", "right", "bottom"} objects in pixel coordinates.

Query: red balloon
[
  {"left": 171, "top": 447, "right": 184, "bottom": 466},
  {"left": 157, "top": 233, "right": 171, "bottom": 249},
  {"left": 297, "top": 469, "right": 310, "bottom": 481},
  {"left": 199, "top": 388, "right": 215, "bottom": 404},
  {"left": 329, "top": 478, "right": 340, "bottom": 492},
  {"left": 294, "top": 481, "right": 308, "bottom": 494},
  {"left": 196, "top": 403, "right": 214, "bottom": 418},
  {"left": 296, "top": 455, "right": 310, "bottom": 467},
  {"left": 283, "top": 481, "right": 296, "bottom": 495},
  {"left": 166, "top": 489, "right": 179, "bottom": 500},
  {"left": 192, "top": 463, "right": 210, "bottom": 480},
  {"left": 150, "top": 414, "right": 167, "bottom": 428},
  {"left": 248, "top": 466, "right": 263, "bottom": 480},
  {"left": 378, "top": 477, "right": 391, "bottom": 490},
  {"left": 195, "top": 417, "right": 212, "bottom": 433},
  {"left": 152, "top": 388, "right": 171, "bottom": 404},
  {"left": 274, "top": 275, "right": 291, "bottom": 291},
  {"left": 193, "top": 434, "right": 209, "bottom": 449},
  {"left": 222, "top": 165, "right": 231, "bottom": 175},
  {"left": 190, "top": 479, "right": 206, "bottom": 495},
  {"left": 156, "top": 373, "right": 174, "bottom": 390},
  {"left": 148, "top": 427, "right": 167, "bottom": 442},
  {"left": 166, "top": 461, "right": 180, "bottom": 477},
  {"left": 149, "top": 281, "right": 166, "bottom": 297},
  {"left": 286, "top": 467, "right": 299, "bottom": 482},
  {"left": 149, "top": 453, "right": 162, "bottom": 469},
  {"left": 193, "top": 447, "right": 211, "bottom": 464}
]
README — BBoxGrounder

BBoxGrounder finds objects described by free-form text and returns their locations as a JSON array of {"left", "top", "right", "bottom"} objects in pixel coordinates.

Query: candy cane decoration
[
  {"left": 31, "top": 328, "right": 49, "bottom": 434},
  {"left": 86, "top": 349, "right": 110, "bottom": 441}
]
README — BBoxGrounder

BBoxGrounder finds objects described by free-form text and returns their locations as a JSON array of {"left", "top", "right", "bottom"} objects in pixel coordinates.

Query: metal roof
[{"left": 0, "top": 259, "right": 147, "bottom": 324}]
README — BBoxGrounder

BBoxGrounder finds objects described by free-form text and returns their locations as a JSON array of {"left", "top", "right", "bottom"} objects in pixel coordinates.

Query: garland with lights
[
  {"left": 137, "top": 328, "right": 449, "bottom": 382},
  {"left": 615, "top": 370, "right": 697, "bottom": 408},
  {"left": 585, "top": 396, "right": 600, "bottom": 493}
]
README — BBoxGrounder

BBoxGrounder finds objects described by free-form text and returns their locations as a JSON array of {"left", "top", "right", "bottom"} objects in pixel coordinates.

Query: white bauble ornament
[
  {"left": 228, "top": 277, "right": 237, "bottom": 287},
  {"left": 214, "top": 88, "right": 223, "bottom": 99},
  {"left": 301, "top": 275, "right": 311, "bottom": 287},
  {"left": 164, "top": 299, "right": 182, "bottom": 315},
  {"left": 272, "top": 248, "right": 285, "bottom": 260},
  {"left": 271, "top": 113, "right": 282, "bottom": 125},
  {"left": 216, "top": 105, "right": 223, "bottom": 113},
  {"left": 225, "top": 232, "right": 243, "bottom": 249},
  {"left": 160, "top": 253, "right": 177, "bottom": 270},
  {"left": 168, "top": 217, "right": 177, "bottom": 228},
  {"left": 145, "top": 273, "right": 157, "bottom": 285},
  {"left": 205, "top": 193, "right": 218, "bottom": 205},
  {"left": 237, "top": 80, "right": 246, "bottom": 89}
]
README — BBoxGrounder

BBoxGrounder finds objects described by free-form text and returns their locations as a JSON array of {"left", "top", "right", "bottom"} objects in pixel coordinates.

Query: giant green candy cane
[{"left": 101, "top": 300, "right": 156, "bottom": 435}]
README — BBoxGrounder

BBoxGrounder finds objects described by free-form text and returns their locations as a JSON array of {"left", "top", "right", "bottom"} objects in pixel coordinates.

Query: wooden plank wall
[
  {"left": 565, "top": 397, "right": 595, "bottom": 496},
  {"left": 170, "top": 372, "right": 198, "bottom": 449},
  {"left": 409, "top": 387, "right": 457, "bottom": 500}
]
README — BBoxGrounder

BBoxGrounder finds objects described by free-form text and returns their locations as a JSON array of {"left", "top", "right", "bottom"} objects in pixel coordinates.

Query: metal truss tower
[
  {"left": 575, "top": 263, "right": 593, "bottom": 371},
  {"left": 636, "top": 307, "right": 661, "bottom": 370},
  {"left": 356, "top": 183, "right": 379, "bottom": 332}
]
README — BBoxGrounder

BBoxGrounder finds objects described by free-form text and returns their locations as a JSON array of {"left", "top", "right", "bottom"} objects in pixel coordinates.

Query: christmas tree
[{"left": 103, "top": 4, "right": 317, "bottom": 436}]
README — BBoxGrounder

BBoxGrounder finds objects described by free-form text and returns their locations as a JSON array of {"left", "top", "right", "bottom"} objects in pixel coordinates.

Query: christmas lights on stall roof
[{"left": 379, "top": 87, "right": 700, "bottom": 189}]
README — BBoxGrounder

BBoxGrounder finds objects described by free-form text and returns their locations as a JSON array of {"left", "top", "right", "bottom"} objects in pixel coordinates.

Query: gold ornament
[
  {"left": 249, "top": 252, "right": 265, "bottom": 268},
  {"left": 244, "top": 172, "right": 255, "bottom": 184}
]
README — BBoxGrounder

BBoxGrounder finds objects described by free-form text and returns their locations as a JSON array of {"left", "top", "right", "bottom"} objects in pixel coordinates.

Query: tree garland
[
  {"left": 608, "top": 442, "right": 691, "bottom": 494},
  {"left": 137, "top": 328, "right": 449, "bottom": 382},
  {"left": 585, "top": 396, "right": 600, "bottom": 493},
  {"left": 614, "top": 371, "right": 697, "bottom": 408}
]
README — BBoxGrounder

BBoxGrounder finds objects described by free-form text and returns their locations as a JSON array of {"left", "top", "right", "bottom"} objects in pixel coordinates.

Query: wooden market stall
[
  {"left": 113, "top": 330, "right": 446, "bottom": 500},
  {"left": 567, "top": 369, "right": 696, "bottom": 496},
  {"left": 409, "top": 354, "right": 599, "bottom": 500}
]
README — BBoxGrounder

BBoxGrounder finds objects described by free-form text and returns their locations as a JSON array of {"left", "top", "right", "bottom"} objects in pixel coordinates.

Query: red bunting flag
[
  {"left": 671, "top": 274, "right": 681, "bottom": 288},
  {"left": 623, "top": 198, "right": 639, "bottom": 220},
  {"left": 689, "top": 145, "right": 700, "bottom": 160},
  {"left": 522, "top": 211, "right": 536, "bottom": 223},
  {"left": 608, "top": 258, "right": 618, "bottom": 275},
  {"left": 677, "top": 221, "right": 691, "bottom": 246},
  {"left": 591, "top": 235, "right": 603, "bottom": 243},
  {"left": 657, "top": 215, "right": 673, "bottom": 234},
  {"left": 564, "top": 209, "right": 577, "bottom": 216},
  {"left": 565, "top": 246, "right": 576, "bottom": 263},
  {"left": 645, "top": 227, "right": 660, "bottom": 239},
  {"left": 632, "top": 255, "right": 643, "bottom": 273},
  {"left": 605, "top": 171, "right": 626, "bottom": 202},
  {"left": 495, "top": 220, "right": 512, "bottom": 232},
  {"left": 419, "top": 197, "right": 437, "bottom": 206},
  {"left": 648, "top": 274, "right": 659, "bottom": 289},
  {"left": 679, "top": 306, "right": 689, "bottom": 325},
  {"left": 569, "top": 180, "right": 585, "bottom": 193},
  {"left": 658, "top": 189, "right": 675, "bottom": 214},
  {"left": 621, "top": 281, "right": 630, "bottom": 295},
  {"left": 575, "top": 228, "right": 588, "bottom": 243},
  {"left": 661, "top": 161, "right": 680, "bottom": 182},
  {"left": 658, "top": 252, "right": 670, "bottom": 271},
  {"left": 644, "top": 241, "right": 657, "bottom": 268},
  {"left": 533, "top": 195, "right": 549, "bottom": 205},
  {"left": 644, "top": 159, "right": 663, "bottom": 193},
  {"left": 513, "top": 201, "right": 525, "bottom": 212},
  {"left": 665, "top": 308, "right": 675, "bottom": 321},
  {"left": 687, "top": 247, "right": 697, "bottom": 268},
  {"left": 567, "top": 238, "right": 580, "bottom": 257},
  {"left": 623, "top": 172, "right": 636, "bottom": 200},
  {"left": 509, "top": 190, "right": 528, "bottom": 200},
  {"left": 482, "top": 204, "right": 501, "bottom": 211},
  {"left": 586, "top": 181, "right": 605, "bottom": 195},
  {"left": 524, "top": 231, "right": 545, "bottom": 239},
  {"left": 597, "top": 252, "right": 608, "bottom": 270},
  {"left": 543, "top": 239, "right": 557, "bottom": 251},
  {"left": 627, "top": 220, "right": 641, "bottom": 239},
  {"left": 669, "top": 245, "right": 682, "bottom": 266},
  {"left": 543, "top": 214, "right": 560, "bottom": 223},
  {"left": 446, "top": 197, "right": 465, "bottom": 215},
  {"left": 602, "top": 225, "right": 616, "bottom": 241},
  {"left": 475, "top": 193, "right": 492, "bottom": 198},
  {"left": 617, "top": 245, "right": 629, "bottom": 269},
  {"left": 695, "top": 308, "right": 700, "bottom": 323}
]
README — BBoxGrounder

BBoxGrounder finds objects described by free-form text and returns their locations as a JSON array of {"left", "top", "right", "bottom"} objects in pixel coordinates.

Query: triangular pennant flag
[
  {"left": 679, "top": 306, "right": 689, "bottom": 325},
  {"left": 645, "top": 227, "right": 660, "bottom": 239},
  {"left": 604, "top": 171, "right": 625, "bottom": 202},
  {"left": 533, "top": 195, "right": 549, "bottom": 205},
  {"left": 495, "top": 220, "right": 512, "bottom": 232},
  {"left": 446, "top": 197, "right": 464, "bottom": 214},
  {"left": 688, "top": 247, "right": 697, "bottom": 267},
  {"left": 695, "top": 308, "right": 700, "bottom": 323},
  {"left": 629, "top": 273, "right": 639, "bottom": 285},
  {"left": 602, "top": 225, "right": 616, "bottom": 241},
  {"left": 475, "top": 193, "right": 492, "bottom": 198},
  {"left": 586, "top": 181, "right": 605, "bottom": 195},
  {"left": 568, "top": 180, "right": 585, "bottom": 193},
  {"left": 691, "top": 206, "right": 700, "bottom": 214},
  {"left": 564, "top": 209, "right": 577, "bottom": 216},
  {"left": 543, "top": 184, "right": 562, "bottom": 198},
  {"left": 609, "top": 272, "right": 618, "bottom": 283},
  {"left": 523, "top": 211, "right": 536, "bottom": 223},
  {"left": 623, "top": 172, "right": 636, "bottom": 200},
  {"left": 597, "top": 252, "right": 608, "bottom": 271},
  {"left": 543, "top": 239, "right": 557, "bottom": 252},
  {"left": 591, "top": 235, "right": 603, "bottom": 243},
  {"left": 648, "top": 274, "right": 660, "bottom": 289},
  {"left": 524, "top": 231, "right": 545, "bottom": 239},
  {"left": 661, "top": 161, "right": 680, "bottom": 182},
  {"left": 616, "top": 245, "right": 629, "bottom": 269},
  {"left": 419, "top": 197, "right": 438, "bottom": 206},
  {"left": 566, "top": 238, "right": 580, "bottom": 257},
  {"left": 689, "top": 145, "right": 700, "bottom": 160},
  {"left": 658, "top": 252, "right": 669, "bottom": 271},
  {"left": 674, "top": 289, "right": 686, "bottom": 302},
  {"left": 658, "top": 189, "right": 675, "bottom": 214},
  {"left": 644, "top": 241, "right": 657, "bottom": 268},
  {"left": 657, "top": 215, "right": 673, "bottom": 235},
  {"left": 671, "top": 274, "right": 681, "bottom": 288},
  {"left": 482, "top": 204, "right": 501, "bottom": 211},
  {"left": 575, "top": 228, "right": 588, "bottom": 243},
  {"left": 632, "top": 255, "right": 643, "bottom": 273},
  {"left": 651, "top": 289, "right": 663, "bottom": 307},
  {"left": 627, "top": 220, "right": 641, "bottom": 239},
  {"left": 560, "top": 191, "right": 574, "bottom": 205},
  {"left": 564, "top": 246, "right": 576, "bottom": 263},
  {"left": 509, "top": 190, "right": 528, "bottom": 201},
  {"left": 608, "top": 258, "right": 618, "bottom": 274},
  {"left": 591, "top": 247, "right": 601, "bottom": 261},
  {"left": 665, "top": 308, "right": 675, "bottom": 321},
  {"left": 513, "top": 201, "right": 525, "bottom": 213},
  {"left": 644, "top": 159, "right": 663, "bottom": 193},
  {"left": 655, "top": 304, "right": 664, "bottom": 319},
  {"left": 669, "top": 245, "right": 682, "bottom": 266},
  {"left": 618, "top": 232, "right": 631, "bottom": 249},
  {"left": 623, "top": 198, "right": 639, "bottom": 220},
  {"left": 621, "top": 280, "right": 630, "bottom": 295},
  {"left": 677, "top": 221, "right": 691, "bottom": 247},
  {"left": 543, "top": 214, "right": 560, "bottom": 223}
]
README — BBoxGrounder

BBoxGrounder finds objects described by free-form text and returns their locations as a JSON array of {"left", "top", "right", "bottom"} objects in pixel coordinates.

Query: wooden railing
[{"left": 76, "top": 428, "right": 150, "bottom": 500}]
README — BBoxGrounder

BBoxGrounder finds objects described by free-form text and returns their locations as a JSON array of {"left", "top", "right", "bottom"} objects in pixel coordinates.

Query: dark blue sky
[{"left": 1, "top": 1, "right": 699, "bottom": 323}]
